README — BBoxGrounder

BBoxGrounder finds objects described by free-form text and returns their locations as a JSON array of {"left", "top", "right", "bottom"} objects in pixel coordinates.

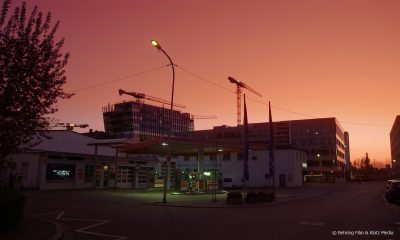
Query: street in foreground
[{"left": 4, "top": 182, "right": 399, "bottom": 240}]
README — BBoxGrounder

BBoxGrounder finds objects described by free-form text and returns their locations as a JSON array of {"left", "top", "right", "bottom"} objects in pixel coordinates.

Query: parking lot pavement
[
  {"left": 3, "top": 214, "right": 57, "bottom": 240},
  {"left": 2, "top": 183, "right": 370, "bottom": 240}
]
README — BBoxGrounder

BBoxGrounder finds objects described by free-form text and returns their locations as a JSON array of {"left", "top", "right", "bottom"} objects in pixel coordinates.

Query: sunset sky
[{"left": 13, "top": 0, "right": 400, "bottom": 165}]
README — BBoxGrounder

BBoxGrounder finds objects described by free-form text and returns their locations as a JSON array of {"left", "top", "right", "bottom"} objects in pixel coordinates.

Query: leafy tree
[{"left": 0, "top": 0, "right": 71, "bottom": 186}]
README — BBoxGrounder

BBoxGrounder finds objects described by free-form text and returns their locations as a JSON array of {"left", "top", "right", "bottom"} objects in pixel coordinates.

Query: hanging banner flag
[{"left": 243, "top": 95, "right": 249, "bottom": 181}]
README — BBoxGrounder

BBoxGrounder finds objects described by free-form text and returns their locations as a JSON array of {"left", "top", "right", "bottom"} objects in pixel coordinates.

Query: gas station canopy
[{"left": 119, "top": 137, "right": 244, "bottom": 155}]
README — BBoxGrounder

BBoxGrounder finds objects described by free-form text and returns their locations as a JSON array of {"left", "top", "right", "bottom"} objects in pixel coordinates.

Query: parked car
[
  {"left": 386, "top": 179, "right": 397, "bottom": 190},
  {"left": 386, "top": 180, "right": 400, "bottom": 203}
]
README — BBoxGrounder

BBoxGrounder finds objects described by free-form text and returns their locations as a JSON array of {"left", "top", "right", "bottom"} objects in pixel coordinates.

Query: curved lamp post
[{"left": 151, "top": 40, "right": 175, "bottom": 203}]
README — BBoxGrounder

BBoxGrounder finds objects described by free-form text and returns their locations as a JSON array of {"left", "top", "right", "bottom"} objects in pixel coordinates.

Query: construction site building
[{"left": 102, "top": 101, "right": 194, "bottom": 140}]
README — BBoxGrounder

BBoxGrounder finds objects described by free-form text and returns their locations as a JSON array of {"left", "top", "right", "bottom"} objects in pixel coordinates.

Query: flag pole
[{"left": 269, "top": 101, "right": 275, "bottom": 197}]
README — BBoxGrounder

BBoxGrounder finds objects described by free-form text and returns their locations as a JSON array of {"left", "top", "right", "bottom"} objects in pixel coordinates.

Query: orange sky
[{"left": 15, "top": 0, "right": 400, "bottom": 165}]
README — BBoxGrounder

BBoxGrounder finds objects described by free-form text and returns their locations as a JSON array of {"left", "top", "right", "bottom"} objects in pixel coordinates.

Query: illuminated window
[{"left": 46, "top": 163, "right": 75, "bottom": 182}]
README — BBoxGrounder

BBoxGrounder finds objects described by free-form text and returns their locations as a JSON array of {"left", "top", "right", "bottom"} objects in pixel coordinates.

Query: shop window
[
  {"left": 223, "top": 153, "right": 231, "bottom": 161},
  {"left": 85, "top": 165, "right": 94, "bottom": 182},
  {"left": 46, "top": 163, "right": 75, "bottom": 182}
]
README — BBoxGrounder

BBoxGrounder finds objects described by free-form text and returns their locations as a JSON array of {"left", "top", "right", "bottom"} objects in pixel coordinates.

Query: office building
[
  {"left": 180, "top": 117, "right": 347, "bottom": 182},
  {"left": 102, "top": 100, "right": 194, "bottom": 140},
  {"left": 390, "top": 115, "right": 400, "bottom": 176}
]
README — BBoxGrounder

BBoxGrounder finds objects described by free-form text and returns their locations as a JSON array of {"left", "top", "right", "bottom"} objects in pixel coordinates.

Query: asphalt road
[{"left": 7, "top": 182, "right": 400, "bottom": 240}]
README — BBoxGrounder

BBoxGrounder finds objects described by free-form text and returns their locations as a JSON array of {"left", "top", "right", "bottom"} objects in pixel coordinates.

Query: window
[
  {"left": 322, "top": 160, "right": 334, "bottom": 167},
  {"left": 223, "top": 153, "right": 231, "bottom": 161},
  {"left": 46, "top": 163, "right": 75, "bottom": 182},
  {"left": 117, "top": 166, "right": 134, "bottom": 183},
  {"left": 237, "top": 153, "right": 244, "bottom": 161},
  {"left": 84, "top": 165, "right": 94, "bottom": 182},
  {"left": 138, "top": 168, "right": 150, "bottom": 184},
  {"left": 184, "top": 155, "right": 190, "bottom": 162},
  {"left": 252, "top": 156, "right": 257, "bottom": 161},
  {"left": 66, "top": 156, "right": 84, "bottom": 161},
  {"left": 307, "top": 160, "right": 319, "bottom": 167}
]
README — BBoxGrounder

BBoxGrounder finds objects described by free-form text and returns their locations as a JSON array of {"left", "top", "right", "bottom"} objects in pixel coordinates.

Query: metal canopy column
[{"left": 197, "top": 147, "right": 204, "bottom": 177}]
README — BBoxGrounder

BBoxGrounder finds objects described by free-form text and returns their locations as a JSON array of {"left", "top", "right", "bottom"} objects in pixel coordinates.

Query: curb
[
  {"left": 150, "top": 202, "right": 225, "bottom": 208},
  {"left": 146, "top": 189, "right": 338, "bottom": 209}
]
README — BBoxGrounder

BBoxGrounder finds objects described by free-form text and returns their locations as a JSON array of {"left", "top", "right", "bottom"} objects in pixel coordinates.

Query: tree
[{"left": 0, "top": 0, "right": 71, "bottom": 187}]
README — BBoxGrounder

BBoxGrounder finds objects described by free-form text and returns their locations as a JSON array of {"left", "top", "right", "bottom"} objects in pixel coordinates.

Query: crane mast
[{"left": 228, "top": 76, "right": 262, "bottom": 125}]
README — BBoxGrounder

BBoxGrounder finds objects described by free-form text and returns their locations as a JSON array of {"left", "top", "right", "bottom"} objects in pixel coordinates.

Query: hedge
[{"left": 0, "top": 190, "right": 26, "bottom": 234}]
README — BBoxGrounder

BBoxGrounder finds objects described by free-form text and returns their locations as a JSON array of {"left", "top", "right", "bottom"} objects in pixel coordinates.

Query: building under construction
[{"left": 102, "top": 99, "right": 194, "bottom": 140}]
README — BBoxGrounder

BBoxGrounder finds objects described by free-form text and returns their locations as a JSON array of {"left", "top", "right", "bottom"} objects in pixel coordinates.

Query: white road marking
[
  {"left": 55, "top": 211, "right": 65, "bottom": 220},
  {"left": 31, "top": 211, "right": 130, "bottom": 240},
  {"left": 30, "top": 211, "right": 64, "bottom": 240},
  {"left": 300, "top": 221, "right": 326, "bottom": 226}
]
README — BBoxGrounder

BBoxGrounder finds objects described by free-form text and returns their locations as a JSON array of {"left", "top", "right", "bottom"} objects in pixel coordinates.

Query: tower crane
[
  {"left": 118, "top": 89, "right": 185, "bottom": 109},
  {"left": 228, "top": 76, "right": 262, "bottom": 125},
  {"left": 55, "top": 123, "right": 89, "bottom": 131}
]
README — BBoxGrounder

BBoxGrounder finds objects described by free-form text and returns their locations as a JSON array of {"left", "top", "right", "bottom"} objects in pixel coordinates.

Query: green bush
[
  {"left": 245, "top": 191, "right": 275, "bottom": 203},
  {"left": 226, "top": 191, "right": 243, "bottom": 204},
  {"left": 245, "top": 191, "right": 260, "bottom": 203},
  {"left": 0, "top": 190, "right": 26, "bottom": 234}
]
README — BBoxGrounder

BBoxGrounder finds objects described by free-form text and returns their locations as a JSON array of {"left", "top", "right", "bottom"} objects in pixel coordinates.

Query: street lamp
[{"left": 151, "top": 40, "right": 175, "bottom": 203}]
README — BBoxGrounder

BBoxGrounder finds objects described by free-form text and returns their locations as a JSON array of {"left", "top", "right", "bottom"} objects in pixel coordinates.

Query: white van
[{"left": 223, "top": 177, "right": 243, "bottom": 189}]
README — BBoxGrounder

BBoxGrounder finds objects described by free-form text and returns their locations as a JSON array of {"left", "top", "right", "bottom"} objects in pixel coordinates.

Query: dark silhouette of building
[
  {"left": 390, "top": 115, "right": 400, "bottom": 176},
  {"left": 81, "top": 129, "right": 114, "bottom": 139},
  {"left": 344, "top": 131, "right": 351, "bottom": 180},
  {"left": 179, "top": 117, "right": 347, "bottom": 182},
  {"left": 102, "top": 101, "right": 194, "bottom": 140}
]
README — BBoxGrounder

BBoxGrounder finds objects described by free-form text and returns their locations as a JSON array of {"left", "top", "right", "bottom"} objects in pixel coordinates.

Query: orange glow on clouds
[{"left": 15, "top": 0, "right": 400, "bottom": 165}]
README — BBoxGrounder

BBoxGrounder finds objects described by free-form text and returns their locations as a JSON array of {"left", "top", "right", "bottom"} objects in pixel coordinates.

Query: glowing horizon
[{"left": 14, "top": 0, "right": 400, "bottom": 166}]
